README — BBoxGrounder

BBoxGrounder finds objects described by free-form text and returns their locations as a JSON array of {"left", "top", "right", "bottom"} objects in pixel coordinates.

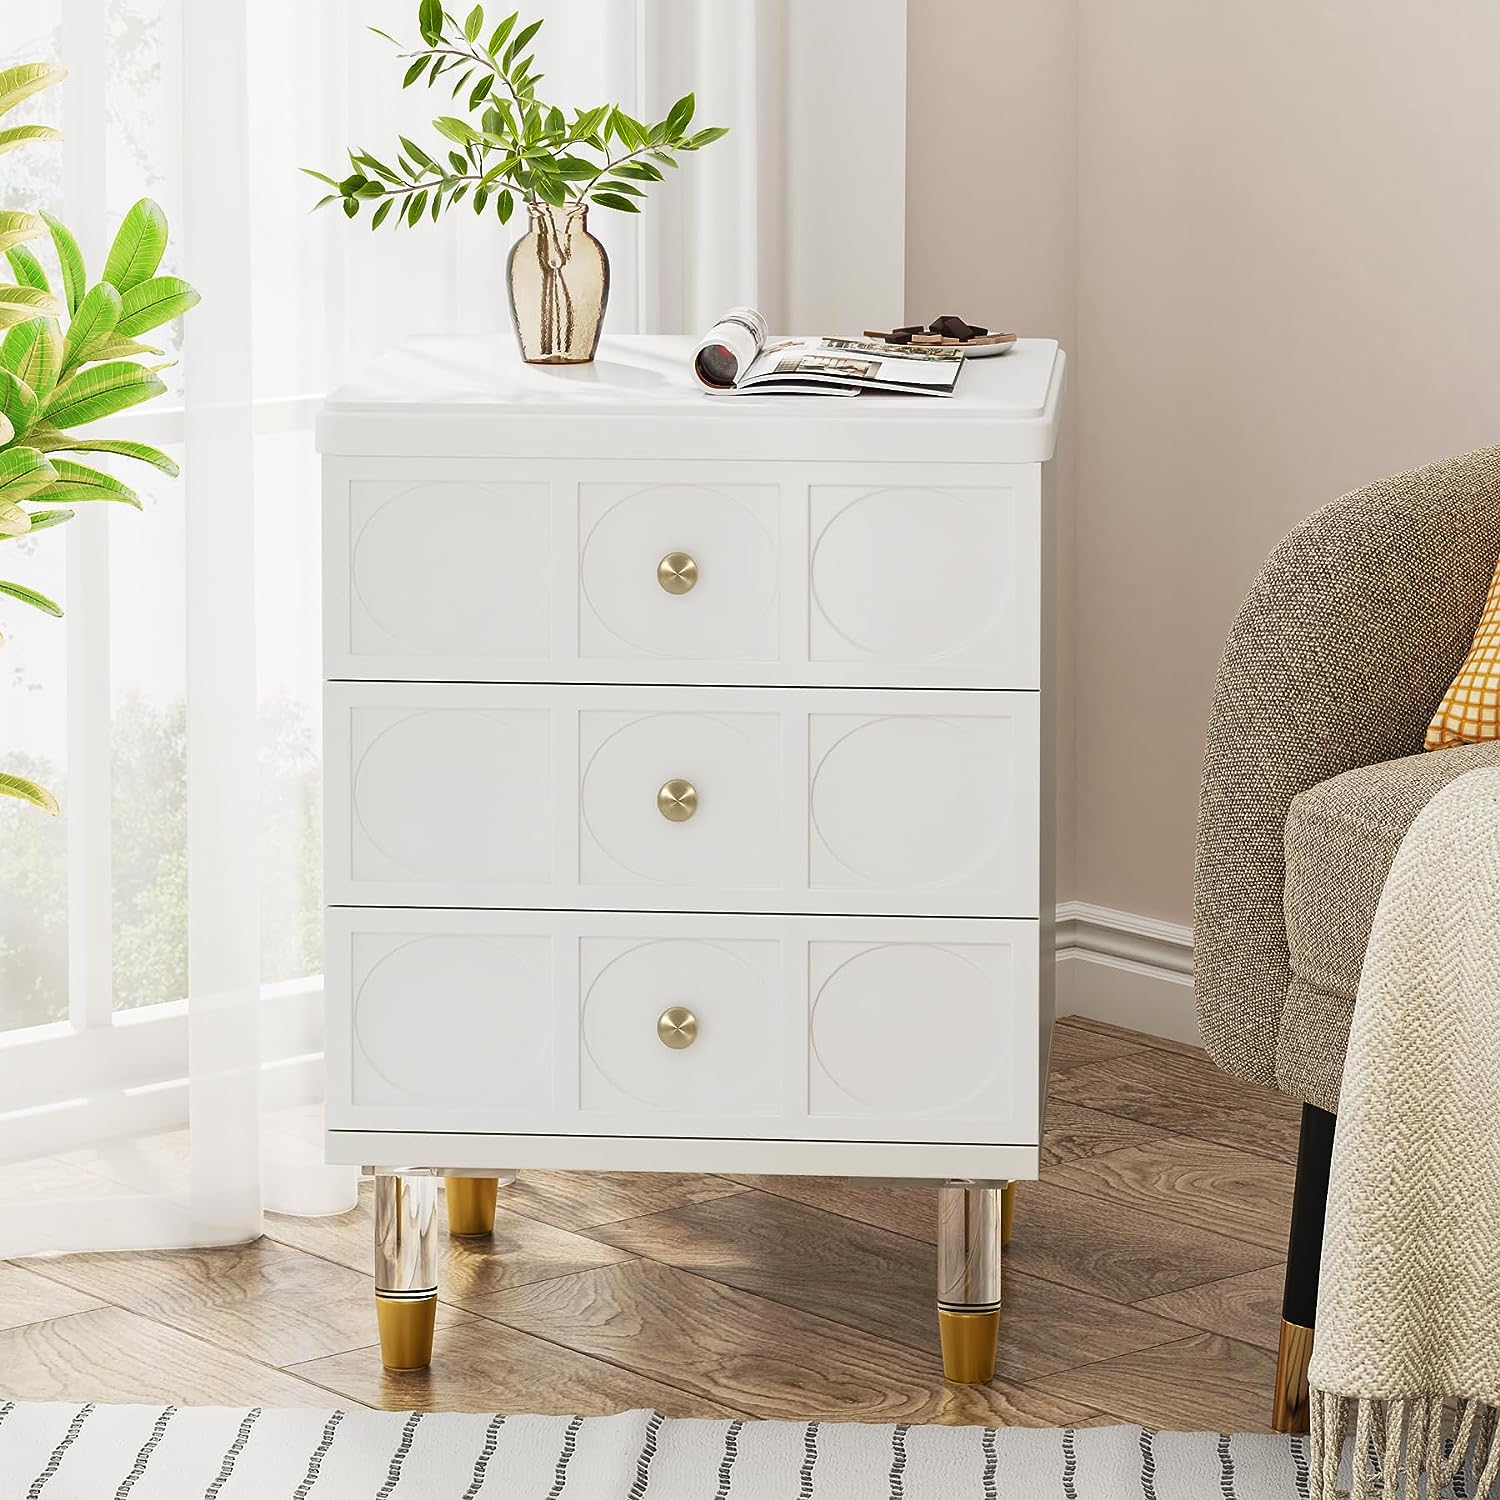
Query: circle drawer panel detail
[
  {"left": 324, "top": 907, "right": 1042, "bottom": 1146},
  {"left": 579, "top": 482, "right": 780, "bottom": 663},
  {"left": 327, "top": 683, "right": 1040, "bottom": 916}
]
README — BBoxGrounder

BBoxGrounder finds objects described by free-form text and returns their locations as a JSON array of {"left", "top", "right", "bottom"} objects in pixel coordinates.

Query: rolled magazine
[{"left": 692, "top": 306, "right": 962, "bottom": 397}]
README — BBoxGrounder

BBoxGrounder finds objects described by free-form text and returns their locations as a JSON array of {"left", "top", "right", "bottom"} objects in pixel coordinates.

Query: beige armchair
[{"left": 1193, "top": 445, "right": 1500, "bottom": 1430}]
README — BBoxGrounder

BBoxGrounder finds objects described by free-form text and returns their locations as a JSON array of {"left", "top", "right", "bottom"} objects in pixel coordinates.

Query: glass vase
[{"left": 506, "top": 201, "right": 609, "bottom": 365}]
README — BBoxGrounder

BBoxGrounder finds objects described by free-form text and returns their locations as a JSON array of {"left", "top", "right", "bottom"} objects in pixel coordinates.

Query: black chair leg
[{"left": 1272, "top": 1102, "right": 1336, "bottom": 1433}]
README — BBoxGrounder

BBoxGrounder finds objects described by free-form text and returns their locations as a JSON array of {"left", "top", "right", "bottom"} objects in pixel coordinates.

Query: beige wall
[{"left": 910, "top": 0, "right": 1500, "bottom": 928}]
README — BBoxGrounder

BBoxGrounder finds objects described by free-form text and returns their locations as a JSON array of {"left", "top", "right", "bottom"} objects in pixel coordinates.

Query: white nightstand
[{"left": 317, "top": 334, "right": 1066, "bottom": 1381}]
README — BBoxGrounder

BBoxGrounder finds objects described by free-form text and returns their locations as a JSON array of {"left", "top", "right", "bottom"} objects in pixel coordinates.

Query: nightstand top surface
[{"left": 319, "top": 335, "right": 1065, "bottom": 464}]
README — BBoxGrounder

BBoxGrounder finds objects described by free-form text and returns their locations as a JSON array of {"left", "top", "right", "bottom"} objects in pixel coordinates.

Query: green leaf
[
  {"left": 433, "top": 116, "right": 478, "bottom": 146},
  {"left": 101, "top": 199, "right": 169, "bottom": 292},
  {"left": 342, "top": 197, "right": 359, "bottom": 219},
  {"left": 27, "top": 429, "right": 178, "bottom": 476},
  {"left": 418, "top": 0, "right": 443, "bottom": 44},
  {"left": 4, "top": 317, "right": 62, "bottom": 401},
  {"left": 503, "top": 18, "right": 542, "bottom": 67},
  {"left": 62, "top": 282, "right": 122, "bottom": 371},
  {"left": 0, "top": 286, "right": 61, "bottom": 330},
  {"left": 665, "top": 92, "right": 695, "bottom": 138},
  {"left": 0, "top": 123, "right": 61, "bottom": 156},
  {"left": 0, "top": 370, "right": 39, "bottom": 438},
  {"left": 463, "top": 4, "right": 484, "bottom": 41},
  {"left": 115, "top": 276, "right": 200, "bottom": 338},
  {"left": 407, "top": 189, "right": 429, "bottom": 225},
  {"left": 43, "top": 361, "right": 166, "bottom": 428},
  {"left": 32, "top": 458, "right": 140, "bottom": 507},
  {"left": 468, "top": 74, "right": 493, "bottom": 109},
  {"left": 42, "top": 214, "right": 86, "bottom": 315},
  {"left": 402, "top": 55, "right": 428, "bottom": 88},
  {"left": 0, "top": 210, "right": 45, "bottom": 256},
  {"left": 5, "top": 245, "right": 49, "bottom": 292},
  {"left": 0, "top": 579, "right": 62, "bottom": 619},
  {"left": 399, "top": 134, "right": 437, "bottom": 168},
  {"left": 683, "top": 126, "right": 730, "bottom": 150},
  {"left": 486, "top": 11, "right": 518, "bottom": 54},
  {"left": 23, "top": 507, "right": 72, "bottom": 532},
  {"left": 0, "top": 502, "right": 29, "bottom": 536},
  {"left": 591, "top": 192, "right": 641, "bottom": 213},
  {"left": 0, "top": 772, "right": 59, "bottom": 815},
  {"left": 0, "top": 413, "right": 11, "bottom": 446},
  {"left": 0, "top": 446, "right": 54, "bottom": 505},
  {"left": 600, "top": 178, "right": 644, "bottom": 197},
  {"left": 613, "top": 160, "right": 663, "bottom": 182},
  {"left": 0, "top": 63, "right": 66, "bottom": 122},
  {"left": 497, "top": 188, "right": 514, "bottom": 224},
  {"left": 74, "top": 335, "right": 164, "bottom": 363},
  {"left": 371, "top": 199, "right": 394, "bottom": 229}
]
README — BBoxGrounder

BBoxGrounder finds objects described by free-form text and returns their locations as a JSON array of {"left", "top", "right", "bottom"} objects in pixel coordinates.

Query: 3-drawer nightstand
[{"left": 317, "top": 334, "right": 1065, "bottom": 1382}]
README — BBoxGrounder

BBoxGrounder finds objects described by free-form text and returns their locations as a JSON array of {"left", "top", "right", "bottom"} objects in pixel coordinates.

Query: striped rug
[{"left": 0, "top": 1400, "right": 1433, "bottom": 1498}]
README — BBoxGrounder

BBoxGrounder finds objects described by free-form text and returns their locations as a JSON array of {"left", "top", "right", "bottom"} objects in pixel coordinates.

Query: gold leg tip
[
  {"left": 445, "top": 1177, "right": 499, "bottom": 1237},
  {"left": 1271, "top": 1319, "right": 1314, "bottom": 1433},
  {"left": 938, "top": 1308, "right": 1001, "bottom": 1385},
  {"left": 376, "top": 1295, "right": 437, "bottom": 1370},
  {"left": 1001, "top": 1182, "right": 1017, "bottom": 1249}
]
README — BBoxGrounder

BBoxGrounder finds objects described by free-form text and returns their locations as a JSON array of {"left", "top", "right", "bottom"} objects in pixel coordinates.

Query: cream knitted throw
[{"left": 1309, "top": 767, "right": 1500, "bottom": 1499}]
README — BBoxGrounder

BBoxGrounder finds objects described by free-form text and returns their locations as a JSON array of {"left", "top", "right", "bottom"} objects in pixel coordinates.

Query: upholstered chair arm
[{"left": 1193, "top": 447, "right": 1500, "bottom": 1090}]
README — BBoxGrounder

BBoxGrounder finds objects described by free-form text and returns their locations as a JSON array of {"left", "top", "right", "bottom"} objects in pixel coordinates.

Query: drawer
[
  {"left": 325, "top": 682, "right": 1040, "bottom": 917},
  {"left": 323, "top": 459, "right": 1042, "bottom": 689},
  {"left": 325, "top": 907, "right": 1042, "bottom": 1145}
]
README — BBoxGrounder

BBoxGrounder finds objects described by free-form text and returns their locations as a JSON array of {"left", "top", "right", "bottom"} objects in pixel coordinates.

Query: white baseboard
[{"left": 1054, "top": 901, "right": 1200, "bottom": 1046}]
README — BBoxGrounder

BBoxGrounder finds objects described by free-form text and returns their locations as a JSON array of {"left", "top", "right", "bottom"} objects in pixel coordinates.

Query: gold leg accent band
[
  {"left": 938, "top": 1308, "right": 1001, "bottom": 1384},
  {"left": 445, "top": 1177, "right": 499, "bottom": 1236},
  {"left": 1001, "top": 1182, "right": 1016, "bottom": 1249},
  {"left": 1271, "top": 1318, "right": 1314, "bottom": 1433},
  {"left": 376, "top": 1294, "right": 437, "bottom": 1371}
]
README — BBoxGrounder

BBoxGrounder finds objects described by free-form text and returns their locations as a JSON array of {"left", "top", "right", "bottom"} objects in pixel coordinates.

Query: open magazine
[{"left": 692, "top": 307, "right": 963, "bottom": 397}]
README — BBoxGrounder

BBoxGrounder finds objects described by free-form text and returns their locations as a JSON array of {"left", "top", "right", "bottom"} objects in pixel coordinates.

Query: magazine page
[{"left": 739, "top": 336, "right": 962, "bottom": 396}]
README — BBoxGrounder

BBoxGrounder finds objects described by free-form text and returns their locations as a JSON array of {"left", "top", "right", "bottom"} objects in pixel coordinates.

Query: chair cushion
[{"left": 1278, "top": 740, "right": 1500, "bottom": 1108}]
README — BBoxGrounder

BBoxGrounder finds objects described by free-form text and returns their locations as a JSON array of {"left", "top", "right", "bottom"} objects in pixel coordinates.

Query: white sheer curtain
[{"left": 0, "top": 0, "right": 905, "bottom": 1257}]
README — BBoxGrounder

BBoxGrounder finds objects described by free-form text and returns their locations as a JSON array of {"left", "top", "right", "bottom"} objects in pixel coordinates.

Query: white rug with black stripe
[{"left": 0, "top": 1400, "right": 1447, "bottom": 1499}]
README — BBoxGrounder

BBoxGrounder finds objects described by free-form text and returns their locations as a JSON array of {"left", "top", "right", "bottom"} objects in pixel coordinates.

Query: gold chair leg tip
[
  {"left": 376, "top": 1295, "right": 437, "bottom": 1370},
  {"left": 938, "top": 1308, "right": 1001, "bottom": 1385},
  {"left": 1271, "top": 1318, "right": 1314, "bottom": 1433}
]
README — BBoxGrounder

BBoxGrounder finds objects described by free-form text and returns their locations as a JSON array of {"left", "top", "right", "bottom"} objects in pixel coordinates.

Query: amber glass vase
[{"left": 506, "top": 201, "right": 609, "bottom": 365}]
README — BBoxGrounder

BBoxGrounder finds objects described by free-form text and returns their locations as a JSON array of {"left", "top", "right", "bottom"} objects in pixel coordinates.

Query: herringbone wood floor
[{"left": 0, "top": 1019, "right": 1300, "bottom": 1429}]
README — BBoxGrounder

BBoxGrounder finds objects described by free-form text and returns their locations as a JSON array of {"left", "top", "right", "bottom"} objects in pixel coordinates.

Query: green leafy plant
[
  {"left": 0, "top": 62, "right": 200, "bottom": 813},
  {"left": 306, "top": 4, "right": 729, "bottom": 229}
]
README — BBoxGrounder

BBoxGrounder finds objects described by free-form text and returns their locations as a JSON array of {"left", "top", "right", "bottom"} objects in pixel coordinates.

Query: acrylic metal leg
[
  {"left": 374, "top": 1171, "right": 438, "bottom": 1370},
  {"left": 936, "top": 1180, "right": 1003, "bottom": 1384},
  {"left": 444, "top": 1177, "right": 499, "bottom": 1237}
]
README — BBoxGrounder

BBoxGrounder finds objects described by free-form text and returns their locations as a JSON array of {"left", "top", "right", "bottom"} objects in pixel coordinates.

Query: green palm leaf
[
  {"left": 43, "top": 361, "right": 165, "bottom": 429},
  {"left": 0, "top": 772, "right": 59, "bottom": 815},
  {"left": 0, "top": 370, "right": 39, "bottom": 438},
  {"left": 3, "top": 317, "right": 62, "bottom": 403},
  {"left": 70, "top": 336, "right": 162, "bottom": 364},
  {"left": 32, "top": 458, "right": 140, "bottom": 507},
  {"left": 5, "top": 245, "right": 49, "bottom": 291},
  {"left": 0, "top": 210, "right": 46, "bottom": 256},
  {"left": 0, "top": 446, "right": 55, "bottom": 505},
  {"left": 0, "top": 286, "right": 61, "bottom": 329},
  {"left": 21, "top": 507, "right": 72, "bottom": 532},
  {"left": 61, "top": 282, "right": 121, "bottom": 373},
  {"left": 0, "top": 123, "right": 61, "bottom": 156},
  {"left": 0, "top": 63, "right": 66, "bottom": 121},
  {"left": 115, "top": 276, "right": 200, "bottom": 337},
  {"left": 0, "top": 578, "right": 62, "bottom": 615},
  {"left": 41, "top": 214, "right": 85, "bottom": 315},
  {"left": 101, "top": 199, "right": 168, "bottom": 292},
  {"left": 28, "top": 428, "right": 178, "bottom": 476},
  {"left": 0, "top": 502, "right": 30, "bottom": 536}
]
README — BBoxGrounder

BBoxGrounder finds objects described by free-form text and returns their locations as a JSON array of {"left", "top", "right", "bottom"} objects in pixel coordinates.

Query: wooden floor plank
[
  {"left": 288, "top": 1315, "right": 744, "bottom": 1418},
  {"left": 30, "top": 1238, "right": 472, "bottom": 1368},
  {"left": 0, "top": 1262, "right": 103, "bottom": 1332},
  {"left": 1042, "top": 1135, "right": 1294, "bottom": 1251},
  {"left": 1042, "top": 1101, "right": 1167, "bottom": 1168},
  {"left": 0, "top": 1306, "right": 355, "bottom": 1406},
  {"left": 1134, "top": 1265, "right": 1286, "bottom": 1352},
  {"left": 464, "top": 1259, "right": 1102, "bottom": 1427},
  {"left": 1049, "top": 1018, "right": 1150, "bottom": 1071},
  {"left": 490, "top": 1171, "right": 750, "bottom": 1232},
  {"left": 265, "top": 1179, "right": 637, "bottom": 1302},
  {"left": 1064, "top": 1016, "right": 1210, "bottom": 1063},
  {"left": 592, "top": 1190, "right": 1195, "bottom": 1383},
  {"left": 1033, "top": 1331, "right": 1277, "bottom": 1433},
  {"left": 1002, "top": 1181, "right": 1282, "bottom": 1303},
  {"left": 1047, "top": 1049, "right": 1302, "bottom": 1163},
  {"left": 723, "top": 1175, "right": 939, "bottom": 1242}
]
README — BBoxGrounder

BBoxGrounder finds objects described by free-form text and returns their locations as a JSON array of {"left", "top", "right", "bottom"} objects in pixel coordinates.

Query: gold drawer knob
[
  {"left": 657, "top": 778, "right": 698, "bottom": 822},
  {"left": 657, "top": 1006, "right": 698, "bottom": 1050},
  {"left": 657, "top": 551, "right": 698, "bottom": 595}
]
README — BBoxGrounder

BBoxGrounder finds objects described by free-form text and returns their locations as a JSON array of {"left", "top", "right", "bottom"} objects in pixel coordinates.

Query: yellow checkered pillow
[{"left": 1428, "top": 557, "right": 1500, "bottom": 749}]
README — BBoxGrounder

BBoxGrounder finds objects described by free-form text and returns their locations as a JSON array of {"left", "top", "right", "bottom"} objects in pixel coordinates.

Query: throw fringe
[{"left": 1310, "top": 1390, "right": 1500, "bottom": 1499}]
